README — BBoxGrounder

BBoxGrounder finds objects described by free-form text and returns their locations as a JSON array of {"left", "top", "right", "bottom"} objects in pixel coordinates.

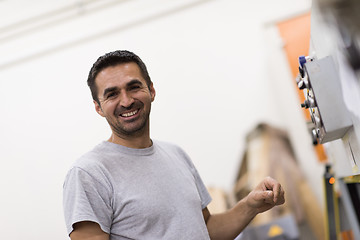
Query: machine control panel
[{"left": 297, "top": 55, "right": 352, "bottom": 144}]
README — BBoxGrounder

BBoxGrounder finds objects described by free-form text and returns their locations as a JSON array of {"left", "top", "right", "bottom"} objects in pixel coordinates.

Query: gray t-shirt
[{"left": 63, "top": 140, "right": 212, "bottom": 240}]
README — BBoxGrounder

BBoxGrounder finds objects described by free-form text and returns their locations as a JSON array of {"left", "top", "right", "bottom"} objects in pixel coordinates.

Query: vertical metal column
[
  {"left": 324, "top": 165, "right": 340, "bottom": 240},
  {"left": 338, "top": 178, "right": 360, "bottom": 240}
]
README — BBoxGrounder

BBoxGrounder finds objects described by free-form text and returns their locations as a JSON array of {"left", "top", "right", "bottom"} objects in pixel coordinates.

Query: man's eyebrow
[{"left": 127, "top": 79, "right": 143, "bottom": 86}]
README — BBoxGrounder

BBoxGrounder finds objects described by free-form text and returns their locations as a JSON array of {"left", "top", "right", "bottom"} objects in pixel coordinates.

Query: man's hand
[
  {"left": 204, "top": 176, "right": 285, "bottom": 240},
  {"left": 245, "top": 176, "right": 285, "bottom": 214}
]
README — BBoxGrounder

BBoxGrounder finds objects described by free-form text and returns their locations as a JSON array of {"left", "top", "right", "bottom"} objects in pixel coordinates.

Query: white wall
[{"left": 0, "top": 0, "right": 312, "bottom": 239}]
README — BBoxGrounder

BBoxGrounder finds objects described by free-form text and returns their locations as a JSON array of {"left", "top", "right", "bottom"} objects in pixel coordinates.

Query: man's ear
[
  {"left": 94, "top": 100, "right": 105, "bottom": 117},
  {"left": 150, "top": 82, "right": 156, "bottom": 102}
]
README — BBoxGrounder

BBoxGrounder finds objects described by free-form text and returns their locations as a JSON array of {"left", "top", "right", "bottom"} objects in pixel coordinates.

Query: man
[{"left": 63, "top": 50, "right": 285, "bottom": 240}]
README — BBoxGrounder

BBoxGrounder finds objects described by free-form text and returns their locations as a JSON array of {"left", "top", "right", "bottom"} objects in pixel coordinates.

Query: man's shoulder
[
  {"left": 153, "top": 140, "right": 192, "bottom": 162},
  {"left": 71, "top": 142, "right": 109, "bottom": 169},
  {"left": 154, "top": 140, "right": 184, "bottom": 152}
]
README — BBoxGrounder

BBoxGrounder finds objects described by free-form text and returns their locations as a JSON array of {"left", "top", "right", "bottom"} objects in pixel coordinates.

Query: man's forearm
[{"left": 206, "top": 197, "right": 257, "bottom": 240}]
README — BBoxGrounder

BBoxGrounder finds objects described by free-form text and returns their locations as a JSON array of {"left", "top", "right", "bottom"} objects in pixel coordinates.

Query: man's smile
[{"left": 120, "top": 109, "right": 139, "bottom": 118}]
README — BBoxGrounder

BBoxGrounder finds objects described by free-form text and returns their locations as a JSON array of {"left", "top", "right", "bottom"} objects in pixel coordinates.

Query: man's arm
[
  {"left": 203, "top": 176, "right": 285, "bottom": 240},
  {"left": 70, "top": 221, "right": 109, "bottom": 240}
]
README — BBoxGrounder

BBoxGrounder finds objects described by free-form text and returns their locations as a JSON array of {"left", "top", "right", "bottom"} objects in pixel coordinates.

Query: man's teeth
[{"left": 121, "top": 110, "right": 138, "bottom": 117}]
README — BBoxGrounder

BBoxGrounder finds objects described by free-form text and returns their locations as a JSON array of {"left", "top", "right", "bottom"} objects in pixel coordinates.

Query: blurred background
[{"left": 0, "top": 0, "right": 333, "bottom": 239}]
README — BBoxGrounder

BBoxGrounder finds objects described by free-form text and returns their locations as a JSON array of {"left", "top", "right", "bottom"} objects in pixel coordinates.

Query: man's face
[{"left": 94, "top": 62, "right": 155, "bottom": 138}]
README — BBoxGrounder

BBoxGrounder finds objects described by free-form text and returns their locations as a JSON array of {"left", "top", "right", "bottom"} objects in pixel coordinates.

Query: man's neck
[{"left": 108, "top": 133, "right": 152, "bottom": 149}]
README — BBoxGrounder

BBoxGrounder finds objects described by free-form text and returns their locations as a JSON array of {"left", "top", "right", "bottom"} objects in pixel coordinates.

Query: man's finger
[
  {"left": 263, "top": 177, "right": 283, "bottom": 202},
  {"left": 273, "top": 184, "right": 282, "bottom": 202},
  {"left": 263, "top": 176, "right": 277, "bottom": 190},
  {"left": 256, "top": 190, "right": 275, "bottom": 204},
  {"left": 276, "top": 187, "right": 286, "bottom": 205}
]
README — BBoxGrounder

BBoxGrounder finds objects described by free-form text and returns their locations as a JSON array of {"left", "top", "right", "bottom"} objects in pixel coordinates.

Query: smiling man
[
  {"left": 93, "top": 61, "right": 155, "bottom": 148},
  {"left": 63, "top": 50, "right": 285, "bottom": 240}
]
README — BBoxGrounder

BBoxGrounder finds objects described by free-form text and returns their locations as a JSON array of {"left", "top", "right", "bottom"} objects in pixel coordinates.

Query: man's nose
[{"left": 120, "top": 91, "right": 134, "bottom": 107}]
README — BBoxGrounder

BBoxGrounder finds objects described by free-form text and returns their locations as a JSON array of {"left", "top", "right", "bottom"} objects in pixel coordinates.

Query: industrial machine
[{"left": 297, "top": 1, "right": 360, "bottom": 239}]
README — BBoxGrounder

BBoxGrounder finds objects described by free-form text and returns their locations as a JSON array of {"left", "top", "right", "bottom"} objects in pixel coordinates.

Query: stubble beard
[{"left": 107, "top": 106, "right": 151, "bottom": 138}]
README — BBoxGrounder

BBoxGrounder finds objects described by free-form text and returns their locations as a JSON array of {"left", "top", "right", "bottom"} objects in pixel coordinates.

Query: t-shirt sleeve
[
  {"left": 63, "top": 167, "right": 113, "bottom": 236},
  {"left": 176, "top": 146, "right": 212, "bottom": 209},
  {"left": 192, "top": 164, "right": 212, "bottom": 209}
]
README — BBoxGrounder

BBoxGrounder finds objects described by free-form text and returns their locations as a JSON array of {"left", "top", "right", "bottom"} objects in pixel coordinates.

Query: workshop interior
[{"left": 0, "top": 0, "right": 359, "bottom": 240}]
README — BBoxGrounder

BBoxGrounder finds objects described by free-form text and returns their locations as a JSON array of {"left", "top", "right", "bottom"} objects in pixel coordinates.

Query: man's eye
[
  {"left": 130, "top": 85, "right": 141, "bottom": 91},
  {"left": 106, "top": 92, "right": 118, "bottom": 99}
]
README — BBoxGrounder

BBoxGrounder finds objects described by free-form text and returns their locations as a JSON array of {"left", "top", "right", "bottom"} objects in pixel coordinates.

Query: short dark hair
[{"left": 87, "top": 50, "right": 152, "bottom": 104}]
